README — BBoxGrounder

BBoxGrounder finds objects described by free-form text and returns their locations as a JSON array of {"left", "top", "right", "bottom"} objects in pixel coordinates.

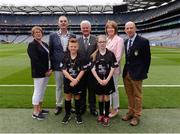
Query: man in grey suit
[
  {"left": 49, "top": 15, "right": 75, "bottom": 115},
  {"left": 77, "top": 20, "right": 98, "bottom": 116}
]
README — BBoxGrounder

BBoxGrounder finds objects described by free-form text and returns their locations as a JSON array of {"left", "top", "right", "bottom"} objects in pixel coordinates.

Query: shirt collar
[
  {"left": 59, "top": 30, "right": 69, "bottom": 36},
  {"left": 83, "top": 35, "right": 90, "bottom": 40},
  {"left": 129, "top": 33, "right": 137, "bottom": 43}
]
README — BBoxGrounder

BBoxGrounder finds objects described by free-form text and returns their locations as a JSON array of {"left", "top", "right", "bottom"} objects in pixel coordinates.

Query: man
[
  {"left": 77, "top": 20, "right": 98, "bottom": 116},
  {"left": 49, "top": 15, "right": 75, "bottom": 115},
  {"left": 122, "top": 21, "right": 151, "bottom": 126}
]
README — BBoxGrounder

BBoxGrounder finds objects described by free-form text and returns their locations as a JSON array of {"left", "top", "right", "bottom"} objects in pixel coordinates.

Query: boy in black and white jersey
[{"left": 61, "top": 37, "right": 85, "bottom": 124}]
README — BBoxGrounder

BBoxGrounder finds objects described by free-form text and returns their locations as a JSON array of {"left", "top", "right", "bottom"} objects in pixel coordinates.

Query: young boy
[
  {"left": 90, "top": 35, "right": 118, "bottom": 127},
  {"left": 61, "top": 37, "right": 85, "bottom": 124}
]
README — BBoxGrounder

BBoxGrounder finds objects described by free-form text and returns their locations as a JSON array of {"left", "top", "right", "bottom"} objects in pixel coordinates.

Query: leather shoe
[
  {"left": 122, "top": 113, "right": 133, "bottom": 121},
  {"left": 90, "top": 110, "right": 98, "bottom": 116},
  {"left": 130, "top": 117, "right": 140, "bottom": 126},
  {"left": 54, "top": 106, "right": 62, "bottom": 115}
]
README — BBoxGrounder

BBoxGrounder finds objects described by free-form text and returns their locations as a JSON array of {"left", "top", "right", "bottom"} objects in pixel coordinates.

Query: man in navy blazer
[
  {"left": 49, "top": 16, "right": 75, "bottom": 115},
  {"left": 122, "top": 21, "right": 151, "bottom": 126}
]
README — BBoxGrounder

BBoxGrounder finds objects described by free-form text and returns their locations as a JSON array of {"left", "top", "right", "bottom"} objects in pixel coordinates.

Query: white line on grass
[{"left": 0, "top": 85, "right": 180, "bottom": 87}]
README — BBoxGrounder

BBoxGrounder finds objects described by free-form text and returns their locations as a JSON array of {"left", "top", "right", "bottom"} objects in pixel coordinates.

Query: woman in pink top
[{"left": 105, "top": 20, "right": 124, "bottom": 118}]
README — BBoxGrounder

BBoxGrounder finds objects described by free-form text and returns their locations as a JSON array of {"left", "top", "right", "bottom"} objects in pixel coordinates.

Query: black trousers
[{"left": 80, "top": 71, "right": 96, "bottom": 112}]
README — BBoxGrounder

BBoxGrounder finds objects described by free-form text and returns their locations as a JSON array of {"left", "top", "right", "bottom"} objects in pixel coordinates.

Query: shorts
[
  {"left": 64, "top": 78, "right": 82, "bottom": 95},
  {"left": 94, "top": 77, "right": 115, "bottom": 95}
]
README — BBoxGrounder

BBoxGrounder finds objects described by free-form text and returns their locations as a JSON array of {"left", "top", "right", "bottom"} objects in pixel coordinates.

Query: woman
[
  {"left": 27, "top": 26, "right": 52, "bottom": 120},
  {"left": 105, "top": 20, "right": 124, "bottom": 118}
]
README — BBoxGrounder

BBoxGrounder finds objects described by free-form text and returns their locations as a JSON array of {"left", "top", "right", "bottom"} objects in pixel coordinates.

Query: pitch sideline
[{"left": 0, "top": 84, "right": 180, "bottom": 87}]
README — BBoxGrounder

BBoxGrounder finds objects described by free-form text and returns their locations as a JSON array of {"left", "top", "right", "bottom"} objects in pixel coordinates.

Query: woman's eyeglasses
[{"left": 98, "top": 41, "right": 106, "bottom": 44}]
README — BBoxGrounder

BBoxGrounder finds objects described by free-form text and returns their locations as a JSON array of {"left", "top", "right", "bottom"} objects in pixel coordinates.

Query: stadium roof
[{"left": 0, "top": 0, "right": 175, "bottom": 14}]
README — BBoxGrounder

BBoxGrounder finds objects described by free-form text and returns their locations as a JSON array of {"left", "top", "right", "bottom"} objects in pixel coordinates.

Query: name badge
[{"left": 134, "top": 50, "right": 138, "bottom": 56}]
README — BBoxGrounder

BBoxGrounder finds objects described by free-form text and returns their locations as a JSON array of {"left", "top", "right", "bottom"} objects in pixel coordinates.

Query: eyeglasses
[{"left": 98, "top": 41, "right": 106, "bottom": 44}]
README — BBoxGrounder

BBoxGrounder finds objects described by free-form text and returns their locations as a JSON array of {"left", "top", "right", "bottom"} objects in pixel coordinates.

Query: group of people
[{"left": 27, "top": 15, "right": 151, "bottom": 127}]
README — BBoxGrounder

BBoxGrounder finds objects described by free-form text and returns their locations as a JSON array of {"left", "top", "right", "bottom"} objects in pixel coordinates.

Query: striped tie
[
  {"left": 128, "top": 39, "right": 132, "bottom": 54},
  {"left": 84, "top": 37, "right": 88, "bottom": 50}
]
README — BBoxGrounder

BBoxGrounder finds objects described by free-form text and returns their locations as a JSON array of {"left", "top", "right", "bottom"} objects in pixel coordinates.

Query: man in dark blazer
[
  {"left": 77, "top": 20, "right": 98, "bottom": 116},
  {"left": 49, "top": 15, "right": 75, "bottom": 115},
  {"left": 122, "top": 21, "right": 151, "bottom": 126}
]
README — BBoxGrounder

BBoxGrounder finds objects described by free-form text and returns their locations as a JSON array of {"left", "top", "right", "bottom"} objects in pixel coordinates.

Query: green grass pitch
[
  {"left": 0, "top": 44, "right": 180, "bottom": 108},
  {"left": 0, "top": 44, "right": 180, "bottom": 133}
]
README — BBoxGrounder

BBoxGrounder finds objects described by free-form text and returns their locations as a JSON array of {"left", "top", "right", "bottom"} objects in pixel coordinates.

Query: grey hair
[{"left": 80, "top": 20, "right": 91, "bottom": 28}]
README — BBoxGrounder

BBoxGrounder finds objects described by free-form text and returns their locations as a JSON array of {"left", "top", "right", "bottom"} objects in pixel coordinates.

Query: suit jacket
[
  {"left": 49, "top": 31, "right": 75, "bottom": 71},
  {"left": 77, "top": 35, "right": 97, "bottom": 64},
  {"left": 122, "top": 35, "right": 151, "bottom": 80},
  {"left": 27, "top": 39, "right": 49, "bottom": 78}
]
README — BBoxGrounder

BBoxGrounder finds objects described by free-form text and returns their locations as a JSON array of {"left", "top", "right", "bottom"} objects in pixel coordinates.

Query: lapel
[
  {"left": 33, "top": 39, "right": 47, "bottom": 53},
  {"left": 130, "top": 35, "right": 139, "bottom": 52},
  {"left": 81, "top": 36, "right": 85, "bottom": 45},
  {"left": 89, "top": 35, "right": 95, "bottom": 46},
  {"left": 55, "top": 32, "right": 64, "bottom": 50},
  {"left": 88, "top": 35, "right": 96, "bottom": 45},
  {"left": 42, "top": 41, "right": 49, "bottom": 50},
  {"left": 89, "top": 36, "right": 92, "bottom": 45},
  {"left": 124, "top": 39, "right": 128, "bottom": 55},
  {"left": 80, "top": 36, "right": 85, "bottom": 49},
  {"left": 55, "top": 32, "right": 61, "bottom": 44},
  {"left": 34, "top": 39, "right": 42, "bottom": 49},
  {"left": 128, "top": 35, "right": 139, "bottom": 56}
]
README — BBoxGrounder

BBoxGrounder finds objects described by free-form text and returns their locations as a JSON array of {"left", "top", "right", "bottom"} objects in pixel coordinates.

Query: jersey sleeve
[
  {"left": 88, "top": 58, "right": 96, "bottom": 70},
  {"left": 110, "top": 52, "right": 119, "bottom": 68},
  {"left": 79, "top": 56, "right": 88, "bottom": 71},
  {"left": 61, "top": 54, "right": 68, "bottom": 70},
  {"left": 78, "top": 53, "right": 90, "bottom": 71}
]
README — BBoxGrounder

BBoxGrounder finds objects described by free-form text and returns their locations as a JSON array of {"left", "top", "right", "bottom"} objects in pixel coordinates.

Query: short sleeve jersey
[
  {"left": 91, "top": 49, "right": 118, "bottom": 79},
  {"left": 62, "top": 53, "right": 86, "bottom": 78}
]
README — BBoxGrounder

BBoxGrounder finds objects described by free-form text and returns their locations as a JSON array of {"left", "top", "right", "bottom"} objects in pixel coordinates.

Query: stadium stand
[
  {"left": 0, "top": 0, "right": 180, "bottom": 46},
  {"left": 142, "top": 29, "right": 180, "bottom": 47}
]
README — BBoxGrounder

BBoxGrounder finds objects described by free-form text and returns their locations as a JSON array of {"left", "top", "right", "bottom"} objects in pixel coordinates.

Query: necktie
[
  {"left": 128, "top": 39, "right": 132, "bottom": 54},
  {"left": 84, "top": 37, "right": 88, "bottom": 50}
]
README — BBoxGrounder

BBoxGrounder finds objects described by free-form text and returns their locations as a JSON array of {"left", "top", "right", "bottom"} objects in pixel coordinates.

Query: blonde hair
[
  {"left": 105, "top": 20, "right": 118, "bottom": 35},
  {"left": 31, "top": 26, "right": 43, "bottom": 37},
  {"left": 90, "top": 35, "right": 107, "bottom": 62}
]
